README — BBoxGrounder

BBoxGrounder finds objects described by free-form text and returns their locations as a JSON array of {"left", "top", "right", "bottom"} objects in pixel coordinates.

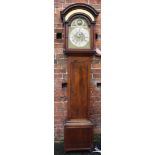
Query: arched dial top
[
  {"left": 60, "top": 3, "right": 99, "bottom": 23},
  {"left": 68, "top": 18, "right": 90, "bottom": 49},
  {"left": 61, "top": 3, "right": 99, "bottom": 54}
]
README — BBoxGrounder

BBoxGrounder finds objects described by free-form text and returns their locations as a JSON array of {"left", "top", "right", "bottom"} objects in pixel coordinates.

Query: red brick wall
[{"left": 54, "top": 0, "right": 101, "bottom": 142}]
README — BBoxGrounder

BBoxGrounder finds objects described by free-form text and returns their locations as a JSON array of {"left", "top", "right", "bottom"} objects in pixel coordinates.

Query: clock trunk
[
  {"left": 67, "top": 57, "right": 90, "bottom": 119},
  {"left": 64, "top": 56, "right": 92, "bottom": 152}
]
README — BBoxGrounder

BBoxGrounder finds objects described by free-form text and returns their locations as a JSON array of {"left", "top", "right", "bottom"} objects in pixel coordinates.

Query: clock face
[
  {"left": 68, "top": 18, "right": 90, "bottom": 49},
  {"left": 69, "top": 27, "right": 89, "bottom": 47}
]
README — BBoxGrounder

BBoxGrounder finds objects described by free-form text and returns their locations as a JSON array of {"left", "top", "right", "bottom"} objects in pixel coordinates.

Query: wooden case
[
  {"left": 64, "top": 119, "right": 93, "bottom": 152},
  {"left": 60, "top": 3, "right": 99, "bottom": 152}
]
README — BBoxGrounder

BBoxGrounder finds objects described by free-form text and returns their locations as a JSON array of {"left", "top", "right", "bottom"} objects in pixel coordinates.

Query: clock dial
[
  {"left": 69, "top": 27, "right": 89, "bottom": 47},
  {"left": 68, "top": 18, "right": 90, "bottom": 49}
]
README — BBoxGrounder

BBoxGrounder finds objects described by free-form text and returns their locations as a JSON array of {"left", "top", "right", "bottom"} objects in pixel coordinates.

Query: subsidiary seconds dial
[{"left": 69, "top": 27, "right": 90, "bottom": 47}]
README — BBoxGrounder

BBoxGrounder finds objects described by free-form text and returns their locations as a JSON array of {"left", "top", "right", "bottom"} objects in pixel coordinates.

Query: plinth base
[{"left": 64, "top": 119, "right": 93, "bottom": 152}]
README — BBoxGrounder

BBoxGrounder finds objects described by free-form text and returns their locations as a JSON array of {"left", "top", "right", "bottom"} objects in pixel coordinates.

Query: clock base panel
[{"left": 64, "top": 119, "right": 93, "bottom": 152}]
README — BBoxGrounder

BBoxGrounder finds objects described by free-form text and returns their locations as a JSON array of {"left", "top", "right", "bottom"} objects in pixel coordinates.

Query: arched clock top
[
  {"left": 61, "top": 3, "right": 99, "bottom": 55},
  {"left": 60, "top": 3, "right": 99, "bottom": 24}
]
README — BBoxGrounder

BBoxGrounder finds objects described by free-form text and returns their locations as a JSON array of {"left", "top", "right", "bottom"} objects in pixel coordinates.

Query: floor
[{"left": 54, "top": 143, "right": 101, "bottom": 155}]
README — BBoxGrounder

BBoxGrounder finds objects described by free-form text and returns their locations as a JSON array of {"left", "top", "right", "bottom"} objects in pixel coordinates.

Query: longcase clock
[{"left": 61, "top": 3, "right": 99, "bottom": 152}]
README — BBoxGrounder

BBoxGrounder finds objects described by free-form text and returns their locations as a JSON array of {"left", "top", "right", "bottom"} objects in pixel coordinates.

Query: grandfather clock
[{"left": 61, "top": 3, "right": 99, "bottom": 152}]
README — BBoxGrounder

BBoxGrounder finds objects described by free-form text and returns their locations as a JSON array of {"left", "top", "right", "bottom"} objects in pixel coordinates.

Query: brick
[
  {"left": 55, "top": 108, "right": 64, "bottom": 114},
  {"left": 95, "top": 42, "right": 101, "bottom": 48},
  {"left": 91, "top": 4, "right": 101, "bottom": 10},
  {"left": 96, "top": 13, "right": 101, "bottom": 24},
  {"left": 54, "top": 73, "right": 63, "bottom": 79},
  {"left": 54, "top": 59, "right": 57, "bottom": 64},
  {"left": 95, "top": 24, "right": 101, "bottom": 30},
  {"left": 55, "top": 39, "right": 63, "bottom": 43},
  {"left": 57, "top": 59, "right": 67, "bottom": 65},
  {"left": 54, "top": 88, "right": 66, "bottom": 96},
  {"left": 61, "top": 63, "right": 67, "bottom": 70},
  {"left": 54, "top": 64, "right": 62, "bottom": 69},
  {"left": 55, "top": 8, "right": 62, "bottom": 15},
  {"left": 66, "top": 0, "right": 88, "bottom": 3},
  {"left": 54, "top": 48, "right": 63, "bottom": 54},
  {"left": 91, "top": 64, "right": 101, "bottom": 69},
  {"left": 54, "top": 43, "right": 64, "bottom": 48},
  {"left": 54, "top": 68, "right": 66, "bottom": 73},
  {"left": 54, "top": 114, "right": 65, "bottom": 120},
  {"left": 63, "top": 73, "right": 68, "bottom": 79},
  {"left": 55, "top": 28, "right": 63, "bottom": 33},
  {"left": 55, "top": 95, "right": 67, "bottom": 102},
  {"left": 92, "top": 58, "right": 101, "bottom": 64},
  {"left": 54, "top": 2, "right": 63, "bottom": 8},
  {"left": 89, "top": 0, "right": 101, "bottom": 4},
  {"left": 56, "top": 54, "right": 65, "bottom": 59},
  {"left": 93, "top": 107, "right": 101, "bottom": 114},
  {"left": 95, "top": 27, "right": 101, "bottom": 34},
  {"left": 91, "top": 69, "right": 101, "bottom": 73},
  {"left": 63, "top": 3, "right": 73, "bottom": 8},
  {"left": 54, "top": 82, "right": 61, "bottom": 89},
  {"left": 54, "top": 23, "right": 63, "bottom": 29},
  {"left": 95, "top": 40, "right": 101, "bottom": 45},
  {"left": 54, "top": 13, "right": 62, "bottom": 24},
  {"left": 91, "top": 88, "right": 101, "bottom": 96},
  {"left": 94, "top": 96, "right": 101, "bottom": 101},
  {"left": 93, "top": 56, "right": 101, "bottom": 61},
  {"left": 54, "top": 0, "right": 65, "bottom": 3},
  {"left": 54, "top": 89, "right": 66, "bottom": 97}
]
